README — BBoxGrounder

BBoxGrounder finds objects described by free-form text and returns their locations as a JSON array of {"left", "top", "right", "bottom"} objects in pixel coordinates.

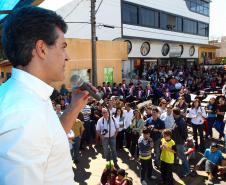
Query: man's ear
[{"left": 35, "top": 40, "right": 48, "bottom": 59}]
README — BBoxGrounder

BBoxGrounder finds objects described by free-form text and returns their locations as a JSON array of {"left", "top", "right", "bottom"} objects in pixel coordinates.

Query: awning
[{"left": 0, "top": 0, "right": 44, "bottom": 23}]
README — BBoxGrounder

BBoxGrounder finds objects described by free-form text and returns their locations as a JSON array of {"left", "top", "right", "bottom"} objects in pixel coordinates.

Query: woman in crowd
[
  {"left": 174, "top": 96, "right": 188, "bottom": 118},
  {"left": 205, "top": 97, "right": 217, "bottom": 139},
  {"left": 114, "top": 108, "right": 125, "bottom": 150},
  {"left": 158, "top": 99, "right": 168, "bottom": 115},
  {"left": 130, "top": 110, "right": 145, "bottom": 160},
  {"left": 188, "top": 99, "right": 207, "bottom": 152}
]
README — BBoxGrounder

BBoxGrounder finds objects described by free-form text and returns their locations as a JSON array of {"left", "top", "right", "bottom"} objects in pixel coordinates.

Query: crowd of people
[
  {"left": 2, "top": 5, "right": 224, "bottom": 185},
  {"left": 51, "top": 73, "right": 226, "bottom": 185}
]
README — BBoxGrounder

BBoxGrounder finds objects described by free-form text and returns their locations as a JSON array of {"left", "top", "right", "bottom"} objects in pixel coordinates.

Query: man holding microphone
[{"left": 0, "top": 6, "right": 89, "bottom": 185}]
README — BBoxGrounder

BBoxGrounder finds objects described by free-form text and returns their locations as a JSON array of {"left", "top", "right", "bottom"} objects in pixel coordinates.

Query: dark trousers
[
  {"left": 90, "top": 120, "right": 96, "bottom": 140},
  {"left": 130, "top": 132, "right": 140, "bottom": 157},
  {"left": 160, "top": 161, "right": 174, "bottom": 185},
  {"left": 205, "top": 160, "right": 218, "bottom": 175},
  {"left": 82, "top": 120, "right": 91, "bottom": 145},
  {"left": 116, "top": 130, "right": 124, "bottom": 149},
  {"left": 125, "top": 129, "right": 132, "bottom": 149},
  {"left": 192, "top": 124, "right": 205, "bottom": 152},
  {"left": 214, "top": 120, "right": 225, "bottom": 138},
  {"left": 207, "top": 117, "right": 216, "bottom": 137},
  {"left": 140, "top": 158, "right": 153, "bottom": 181}
]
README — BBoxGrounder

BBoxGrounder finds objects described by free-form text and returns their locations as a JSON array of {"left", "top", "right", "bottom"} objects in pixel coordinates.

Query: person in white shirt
[
  {"left": 0, "top": 7, "right": 89, "bottom": 185},
  {"left": 113, "top": 108, "right": 125, "bottom": 150},
  {"left": 67, "top": 130, "right": 75, "bottom": 151},
  {"left": 56, "top": 104, "right": 63, "bottom": 117},
  {"left": 160, "top": 105, "right": 175, "bottom": 129},
  {"left": 222, "top": 81, "right": 226, "bottom": 97},
  {"left": 188, "top": 99, "right": 207, "bottom": 152},
  {"left": 108, "top": 99, "right": 116, "bottom": 116},
  {"left": 96, "top": 108, "right": 119, "bottom": 169},
  {"left": 123, "top": 103, "right": 134, "bottom": 149}
]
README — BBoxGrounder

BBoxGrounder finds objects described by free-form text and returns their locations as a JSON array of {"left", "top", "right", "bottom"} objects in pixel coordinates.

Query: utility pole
[{"left": 91, "top": 0, "right": 97, "bottom": 86}]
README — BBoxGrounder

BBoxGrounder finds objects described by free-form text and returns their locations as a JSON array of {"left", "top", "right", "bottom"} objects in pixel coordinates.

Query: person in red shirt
[{"left": 114, "top": 169, "right": 129, "bottom": 185}]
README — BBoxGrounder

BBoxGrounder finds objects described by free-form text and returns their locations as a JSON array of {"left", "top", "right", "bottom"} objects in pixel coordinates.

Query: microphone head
[{"left": 70, "top": 74, "right": 84, "bottom": 89}]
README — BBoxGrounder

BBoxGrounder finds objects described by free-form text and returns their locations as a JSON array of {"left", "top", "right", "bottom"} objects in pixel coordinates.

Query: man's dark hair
[
  {"left": 142, "top": 127, "right": 150, "bottom": 134},
  {"left": 173, "top": 107, "right": 181, "bottom": 116},
  {"left": 2, "top": 6, "right": 67, "bottom": 67}
]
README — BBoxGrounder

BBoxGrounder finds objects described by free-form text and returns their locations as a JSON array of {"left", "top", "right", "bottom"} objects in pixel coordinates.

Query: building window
[
  {"left": 186, "top": 0, "right": 209, "bottom": 16},
  {"left": 162, "top": 43, "right": 170, "bottom": 56},
  {"left": 140, "top": 42, "right": 150, "bottom": 56},
  {"left": 122, "top": 3, "right": 138, "bottom": 24},
  {"left": 198, "top": 22, "right": 209, "bottom": 37},
  {"left": 122, "top": 1, "right": 208, "bottom": 37},
  {"left": 175, "top": 17, "right": 182, "bottom": 32},
  {"left": 183, "top": 18, "right": 197, "bottom": 34},
  {"left": 189, "top": 46, "right": 195, "bottom": 56},
  {"left": 124, "top": 40, "right": 132, "bottom": 54},
  {"left": 139, "top": 7, "right": 159, "bottom": 28},
  {"left": 160, "top": 13, "right": 177, "bottom": 31}
]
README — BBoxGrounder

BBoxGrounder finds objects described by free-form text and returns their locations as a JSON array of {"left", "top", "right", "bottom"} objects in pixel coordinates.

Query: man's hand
[
  {"left": 70, "top": 89, "right": 89, "bottom": 113},
  {"left": 60, "top": 89, "right": 89, "bottom": 133}
]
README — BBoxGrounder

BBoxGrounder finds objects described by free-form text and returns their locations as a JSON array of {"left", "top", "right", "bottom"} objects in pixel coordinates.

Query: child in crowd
[
  {"left": 114, "top": 169, "right": 129, "bottom": 185},
  {"left": 160, "top": 129, "right": 176, "bottom": 185},
  {"left": 71, "top": 118, "right": 84, "bottom": 164},
  {"left": 185, "top": 137, "right": 196, "bottom": 160},
  {"left": 100, "top": 161, "right": 117, "bottom": 185},
  {"left": 138, "top": 127, "right": 157, "bottom": 185}
]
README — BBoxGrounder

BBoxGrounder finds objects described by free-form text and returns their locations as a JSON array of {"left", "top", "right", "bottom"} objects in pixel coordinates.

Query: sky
[
  {"left": 209, "top": 0, "right": 226, "bottom": 40},
  {"left": 39, "top": 0, "right": 73, "bottom": 10},
  {"left": 39, "top": 0, "right": 226, "bottom": 40}
]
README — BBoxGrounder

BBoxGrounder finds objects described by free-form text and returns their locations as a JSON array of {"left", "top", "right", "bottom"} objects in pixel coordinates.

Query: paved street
[{"left": 73, "top": 127, "right": 225, "bottom": 185}]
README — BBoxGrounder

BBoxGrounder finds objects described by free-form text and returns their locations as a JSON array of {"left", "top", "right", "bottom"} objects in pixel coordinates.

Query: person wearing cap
[
  {"left": 196, "top": 143, "right": 224, "bottom": 183},
  {"left": 114, "top": 169, "right": 129, "bottom": 185}
]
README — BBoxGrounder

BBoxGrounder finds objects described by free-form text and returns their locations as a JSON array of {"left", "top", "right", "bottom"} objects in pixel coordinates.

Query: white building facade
[{"left": 54, "top": 0, "right": 210, "bottom": 79}]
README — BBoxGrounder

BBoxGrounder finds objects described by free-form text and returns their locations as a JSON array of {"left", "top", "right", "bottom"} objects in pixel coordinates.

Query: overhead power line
[
  {"left": 95, "top": 0, "right": 103, "bottom": 15},
  {"left": 64, "top": 0, "right": 86, "bottom": 20}
]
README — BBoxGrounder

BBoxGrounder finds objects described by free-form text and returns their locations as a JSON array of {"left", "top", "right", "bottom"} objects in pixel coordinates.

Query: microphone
[{"left": 70, "top": 74, "right": 103, "bottom": 102}]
